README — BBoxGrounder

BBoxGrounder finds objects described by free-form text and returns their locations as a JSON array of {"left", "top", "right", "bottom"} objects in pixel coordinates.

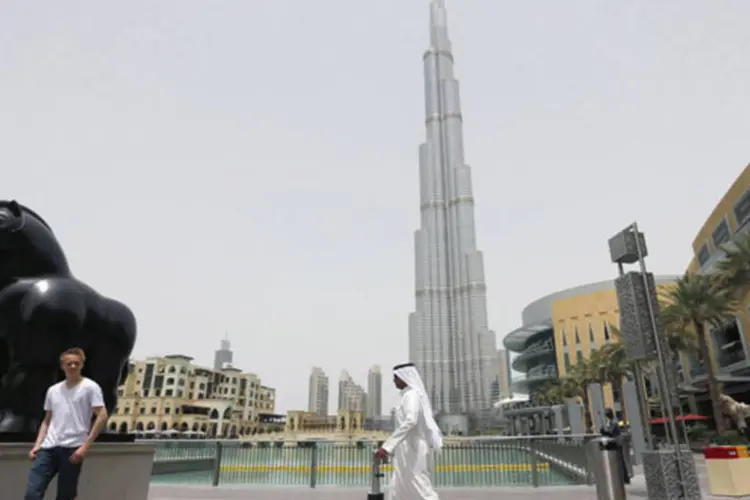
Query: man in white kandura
[{"left": 375, "top": 362, "right": 443, "bottom": 500}]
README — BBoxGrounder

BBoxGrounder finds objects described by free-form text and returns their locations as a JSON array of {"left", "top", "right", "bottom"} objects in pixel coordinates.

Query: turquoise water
[{"left": 149, "top": 442, "right": 577, "bottom": 487}]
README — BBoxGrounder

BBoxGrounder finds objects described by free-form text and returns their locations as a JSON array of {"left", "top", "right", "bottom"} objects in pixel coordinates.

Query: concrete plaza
[{"left": 148, "top": 455, "right": 733, "bottom": 500}]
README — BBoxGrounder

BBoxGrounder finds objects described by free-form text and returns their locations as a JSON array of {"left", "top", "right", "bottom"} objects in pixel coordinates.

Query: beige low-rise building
[
  {"left": 284, "top": 409, "right": 364, "bottom": 434},
  {"left": 108, "top": 354, "right": 276, "bottom": 438}
]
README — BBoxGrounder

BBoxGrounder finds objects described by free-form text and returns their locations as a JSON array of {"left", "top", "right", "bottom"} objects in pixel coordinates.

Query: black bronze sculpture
[{"left": 0, "top": 200, "right": 136, "bottom": 434}]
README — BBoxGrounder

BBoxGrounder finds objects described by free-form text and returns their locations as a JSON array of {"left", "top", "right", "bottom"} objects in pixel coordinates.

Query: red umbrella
[{"left": 649, "top": 414, "right": 708, "bottom": 424}]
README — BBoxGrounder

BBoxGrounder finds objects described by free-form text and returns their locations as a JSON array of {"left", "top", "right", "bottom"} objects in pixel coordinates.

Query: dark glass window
[
  {"left": 697, "top": 244, "right": 710, "bottom": 266},
  {"left": 713, "top": 219, "right": 731, "bottom": 248},
  {"left": 734, "top": 189, "right": 750, "bottom": 228}
]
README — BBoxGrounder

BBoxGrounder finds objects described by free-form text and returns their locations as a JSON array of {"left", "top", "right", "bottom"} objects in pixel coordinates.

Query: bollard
[
  {"left": 587, "top": 437, "right": 626, "bottom": 500},
  {"left": 368, "top": 453, "right": 385, "bottom": 500}
]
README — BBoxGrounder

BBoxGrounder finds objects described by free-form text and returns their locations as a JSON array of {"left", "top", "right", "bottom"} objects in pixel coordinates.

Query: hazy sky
[{"left": 2, "top": 0, "right": 749, "bottom": 414}]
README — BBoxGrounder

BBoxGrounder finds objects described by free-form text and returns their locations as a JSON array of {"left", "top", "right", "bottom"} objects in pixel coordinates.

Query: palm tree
[
  {"left": 560, "top": 376, "right": 583, "bottom": 400},
  {"left": 539, "top": 381, "right": 564, "bottom": 406},
  {"left": 567, "top": 357, "right": 596, "bottom": 428},
  {"left": 532, "top": 390, "right": 548, "bottom": 407},
  {"left": 597, "top": 343, "right": 632, "bottom": 422},
  {"left": 716, "top": 232, "right": 750, "bottom": 299},
  {"left": 660, "top": 272, "right": 739, "bottom": 434}
]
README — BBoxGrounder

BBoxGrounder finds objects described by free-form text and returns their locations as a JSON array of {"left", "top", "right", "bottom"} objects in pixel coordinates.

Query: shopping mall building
[
  {"left": 502, "top": 161, "right": 750, "bottom": 429},
  {"left": 502, "top": 278, "right": 676, "bottom": 428},
  {"left": 685, "top": 162, "right": 750, "bottom": 411}
]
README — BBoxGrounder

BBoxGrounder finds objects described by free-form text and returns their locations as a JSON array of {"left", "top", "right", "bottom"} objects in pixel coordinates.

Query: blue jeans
[{"left": 25, "top": 447, "right": 83, "bottom": 500}]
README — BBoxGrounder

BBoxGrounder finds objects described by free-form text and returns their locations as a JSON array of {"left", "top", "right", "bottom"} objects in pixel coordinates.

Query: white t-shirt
[{"left": 41, "top": 377, "right": 105, "bottom": 449}]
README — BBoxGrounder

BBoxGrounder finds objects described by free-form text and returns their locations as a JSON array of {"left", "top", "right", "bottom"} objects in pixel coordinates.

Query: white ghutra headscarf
[{"left": 393, "top": 363, "right": 444, "bottom": 452}]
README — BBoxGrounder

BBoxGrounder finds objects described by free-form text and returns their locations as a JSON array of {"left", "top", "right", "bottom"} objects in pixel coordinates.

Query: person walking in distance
[
  {"left": 24, "top": 347, "right": 109, "bottom": 500},
  {"left": 375, "top": 362, "right": 443, "bottom": 500}
]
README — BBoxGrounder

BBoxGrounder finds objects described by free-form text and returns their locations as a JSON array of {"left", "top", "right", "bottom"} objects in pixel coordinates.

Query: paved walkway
[{"left": 147, "top": 456, "right": 739, "bottom": 500}]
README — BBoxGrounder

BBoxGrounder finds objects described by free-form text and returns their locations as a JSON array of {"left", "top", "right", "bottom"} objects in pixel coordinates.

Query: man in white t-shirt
[{"left": 24, "top": 347, "right": 109, "bottom": 500}]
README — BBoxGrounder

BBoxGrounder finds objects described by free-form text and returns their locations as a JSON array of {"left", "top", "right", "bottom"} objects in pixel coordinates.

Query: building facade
[
  {"left": 366, "top": 365, "right": 382, "bottom": 418},
  {"left": 503, "top": 278, "right": 677, "bottom": 417},
  {"left": 685, "top": 162, "right": 750, "bottom": 406},
  {"left": 308, "top": 367, "right": 329, "bottom": 416},
  {"left": 408, "top": 0, "right": 497, "bottom": 417},
  {"left": 492, "top": 349, "right": 511, "bottom": 401},
  {"left": 109, "top": 354, "right": 276, "bottom": 438},
  {"left": 285, "top": 409, "right": 365, "bottom": 435}
]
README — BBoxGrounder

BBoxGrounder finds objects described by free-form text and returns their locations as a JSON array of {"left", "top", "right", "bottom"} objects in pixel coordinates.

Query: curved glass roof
[
  {"left": 511, "top": 373, "right": 556, "bottom": 391},
  {"left": 511, "top": 344, "right": 555, "bottom": 372},
  {"left": 502, "top": 320, "right": 553, "bottom": 352}
]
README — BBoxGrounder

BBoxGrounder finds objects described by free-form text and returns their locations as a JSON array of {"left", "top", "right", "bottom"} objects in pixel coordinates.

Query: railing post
[
  {"left": 530, "top": 438, "right": 539, "bottom": 488},
  {"left": 212, "top": 441, "right": 223, "bottom": 487},
  {"left": 309, "top": 442, "right": 318, "bottom": 489}
]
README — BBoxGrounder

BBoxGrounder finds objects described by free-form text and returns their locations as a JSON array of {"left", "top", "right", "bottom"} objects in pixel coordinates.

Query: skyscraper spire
[
  {"left": 429, "top": 0, "right": 449, "bottom": 48},
  {"left": 410, "top": 0, "right": 497, "bottom": 417}
]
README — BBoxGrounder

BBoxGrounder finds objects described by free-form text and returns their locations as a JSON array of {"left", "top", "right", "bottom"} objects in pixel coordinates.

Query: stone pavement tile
[
  {"left": 148, "top": 455, "right": 724, "bottom": 500},
  {"left": 148, "top": 485, "right": 602, "bottom": 500},
  {"left": 148, "top": 481, "right": 709, "bottom": 500}
]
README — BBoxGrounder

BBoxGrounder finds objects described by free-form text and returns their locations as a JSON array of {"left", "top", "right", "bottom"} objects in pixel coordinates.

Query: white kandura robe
[{"left": 382, "top": 387, "right": 440, "bottom": 500}]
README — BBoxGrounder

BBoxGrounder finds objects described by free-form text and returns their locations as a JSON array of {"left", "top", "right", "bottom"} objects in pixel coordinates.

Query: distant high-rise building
[
  {"left": 338, "top": 370, "right": 350, "bottom": 410},
  {"left": 213, "top": 335, "right": 233, "bottom": 371},
  {"left": 492, "top": 349, "right": 511, "bottom": 400},
  {"left": 338, "top": 370, "right": 366, "bottom": 412},
  {"left": 366, "top": 365, "right": 383, "bottom": 418},
  {"left": 308, "top": 367, "right": 329, "bottom": 416},
  {"left": 408, "top": 0, "right": 497, "bottom": 415}
]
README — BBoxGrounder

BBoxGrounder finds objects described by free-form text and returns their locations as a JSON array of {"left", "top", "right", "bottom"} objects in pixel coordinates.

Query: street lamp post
[{"left": 609, "top": 223, "right": 701, "bottom": 500}]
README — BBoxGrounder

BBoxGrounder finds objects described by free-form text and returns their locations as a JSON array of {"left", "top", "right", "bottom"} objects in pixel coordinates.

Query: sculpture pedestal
[{"left": 0, "top": 442, "right": 155, "bottom": 500}]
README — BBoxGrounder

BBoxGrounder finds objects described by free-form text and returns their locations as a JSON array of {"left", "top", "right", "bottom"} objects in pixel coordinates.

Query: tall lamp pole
[{"left": 609, "top": 223, "right": 693, "bottom": 499}]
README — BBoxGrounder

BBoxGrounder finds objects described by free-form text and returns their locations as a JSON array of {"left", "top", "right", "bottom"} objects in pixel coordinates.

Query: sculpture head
[{"left": 0, "top": 200, "right": 70, "bottom": 283}]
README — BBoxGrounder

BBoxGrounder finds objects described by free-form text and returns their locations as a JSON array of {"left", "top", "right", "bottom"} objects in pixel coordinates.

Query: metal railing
[{"left": 147, "top": 435, "right": 598, "bottom": 488}]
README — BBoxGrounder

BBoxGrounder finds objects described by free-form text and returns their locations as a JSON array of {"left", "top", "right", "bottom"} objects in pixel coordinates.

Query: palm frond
[{"left": 659, "top": 271, "right": 738, "bottom": 337}]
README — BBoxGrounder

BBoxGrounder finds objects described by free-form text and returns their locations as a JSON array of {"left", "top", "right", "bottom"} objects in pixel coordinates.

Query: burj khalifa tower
[{"left": 409, "top": 0, "right": 497, "bottom": 416}]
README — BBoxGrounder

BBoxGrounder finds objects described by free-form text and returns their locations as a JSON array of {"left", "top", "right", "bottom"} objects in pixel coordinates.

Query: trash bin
[
  {"left": 368, "top": 454, "right": 385, "bottom": 500},
  {"left": 588, "top": 436, "right": 626, "bottom": 500}
]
